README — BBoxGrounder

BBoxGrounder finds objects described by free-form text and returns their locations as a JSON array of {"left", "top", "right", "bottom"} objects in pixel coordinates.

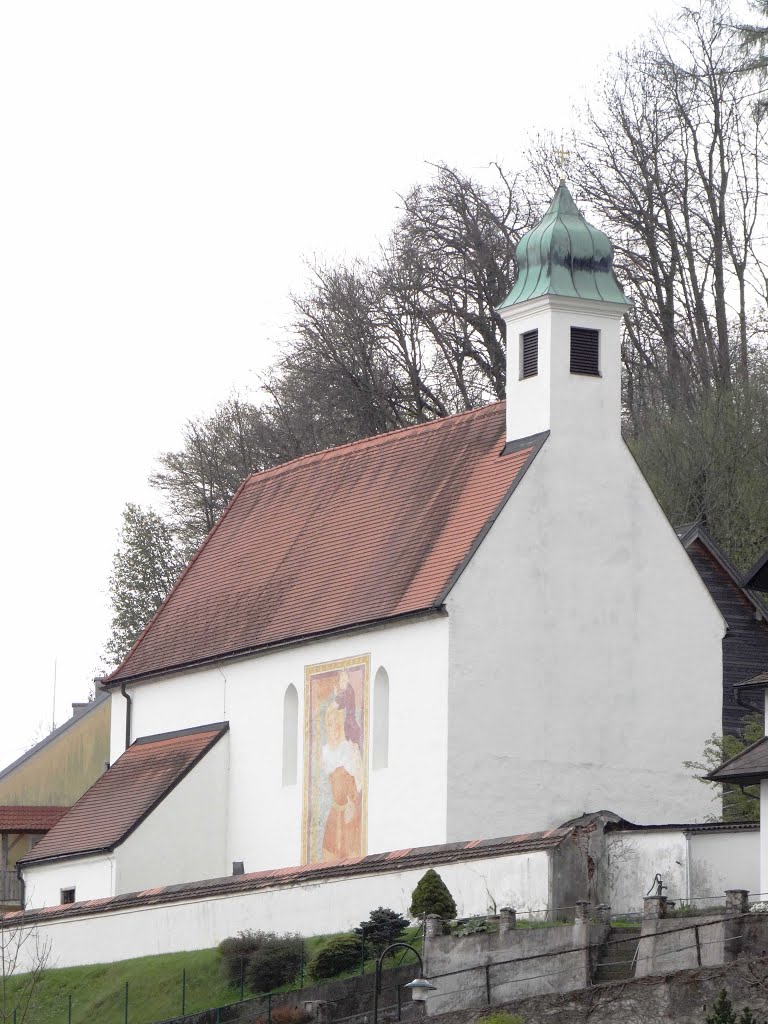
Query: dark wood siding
[{"left": 687, "top": 539, "right": 768, "bottom": 735}]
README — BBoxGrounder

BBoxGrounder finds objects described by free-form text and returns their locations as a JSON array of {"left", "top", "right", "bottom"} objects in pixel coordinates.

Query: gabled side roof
[
  {"left": 708, "top": 735, "right": 768, "bottom": 786},
  {"left": 106, "top": 403, "right": 546, "bottom": 685},
  {"left": 745, "top": 550, "right": 768, "bottom": 594},
  {"left": 679, "top": 523, "right": 767, "bottom": 620},
  {"left": 20, "top": 724, "right": 228, "bottom": 866}
]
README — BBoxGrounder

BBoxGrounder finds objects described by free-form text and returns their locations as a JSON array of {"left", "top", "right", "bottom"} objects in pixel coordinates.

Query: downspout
[
  {"left": 121, "top": 683, "right": 132, "bottom": 751},
  {"left": 685, "top": 833, "right": 692, "bottom": 903}
]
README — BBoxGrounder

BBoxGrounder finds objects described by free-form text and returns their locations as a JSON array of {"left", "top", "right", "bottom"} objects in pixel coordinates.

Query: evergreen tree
[
  {"left": 354, "top": 907, "right": 409, "bottom": 955},
  {"left": 705, "top": 989, "right": 765, "bottom": 1024},
  {"left": 409, "top": 869, "right": 457, "bottom": 920}
]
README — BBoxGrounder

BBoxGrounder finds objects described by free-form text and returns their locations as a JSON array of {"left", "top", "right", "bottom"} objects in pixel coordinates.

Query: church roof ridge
[
  {"left": 242, "top": 401, "right": 507, "bottom": 486},
  {"left": 104, "top": 404, "right": 546, "bottom": 685}
]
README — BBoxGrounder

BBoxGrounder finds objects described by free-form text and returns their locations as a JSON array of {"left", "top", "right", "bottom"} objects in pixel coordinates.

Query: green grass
[{"left": 1, "top": 928, "right": 424, "bottom": 1024}]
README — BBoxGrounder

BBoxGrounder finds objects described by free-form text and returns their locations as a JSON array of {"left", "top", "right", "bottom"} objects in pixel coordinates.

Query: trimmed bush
[
  {"left": 409, "top": 869, "right": 457, "bottom": 920},
  {"left": 245, "top": 933, "right": 304, "bottom": 994},
  {"left": 309, "top": 934, "right": 362, "bottom": 981},
  {"left": 218, "top": 930, "right": 265, "bottom": 987}
]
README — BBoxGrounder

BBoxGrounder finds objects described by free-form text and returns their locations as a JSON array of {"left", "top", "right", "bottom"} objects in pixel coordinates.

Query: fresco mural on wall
[{"left": 303, "top": 654, "right": 369, "bottom": 864}]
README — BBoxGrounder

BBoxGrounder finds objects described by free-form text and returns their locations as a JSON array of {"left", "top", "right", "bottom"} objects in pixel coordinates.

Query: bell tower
[{"left": 498, "top": 184, "right": 630, "bottom": 445}]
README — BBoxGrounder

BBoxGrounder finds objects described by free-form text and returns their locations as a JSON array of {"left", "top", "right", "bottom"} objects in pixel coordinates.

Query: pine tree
[
  {"left": 705, "top": 989, "right": 765, "bottom": 1024},
  {"left": 409, "top": 869, "right": 457, "bottom": 920}
]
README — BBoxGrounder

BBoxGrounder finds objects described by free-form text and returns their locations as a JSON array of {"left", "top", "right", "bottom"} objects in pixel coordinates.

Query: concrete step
[{"left": 593, "top": 927, "right": 641, "bottom": 984}]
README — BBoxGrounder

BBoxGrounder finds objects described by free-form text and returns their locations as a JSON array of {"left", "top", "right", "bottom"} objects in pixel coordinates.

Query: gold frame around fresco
[{"left": 301, "top": 653, "right": 370, "bottom": 865}]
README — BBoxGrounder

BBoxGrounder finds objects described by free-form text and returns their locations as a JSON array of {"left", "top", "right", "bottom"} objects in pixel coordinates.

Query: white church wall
[
  {"left": 688, "top": 830, "right": 758, "bottom": 901},
  {"left": 446, "top": 398, "right": 725, "bottom": 840},
  {"left": 12, "top": 849, "right": 552, "bottom": 971},
  {"left": 23, "top": 852, "right": 116, "bottom": 910},
  {"left": 116, "top": 615, "right": 449, "bottom": 876},
  {"left": 115, "top": 731, "right": 230, "bottom": 894}
]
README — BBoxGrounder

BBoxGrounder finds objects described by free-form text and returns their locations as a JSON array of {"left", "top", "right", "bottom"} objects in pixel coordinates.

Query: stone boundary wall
[{"left": 422, "top": 962, "right": 768, "bottom": 1024}]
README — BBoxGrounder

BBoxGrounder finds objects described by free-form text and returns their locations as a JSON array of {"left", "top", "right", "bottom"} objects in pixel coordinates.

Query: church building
[{"left": 19, "top": 184, "right": 726, "bottom": 911}]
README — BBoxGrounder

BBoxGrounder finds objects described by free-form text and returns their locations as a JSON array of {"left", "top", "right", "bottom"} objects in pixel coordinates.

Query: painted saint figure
[
  {"left": 335, "top": 669, "right": 363, "bottom": 748},
  {"left": 320, "top": 703, "right": 363, "bottom": 861}
]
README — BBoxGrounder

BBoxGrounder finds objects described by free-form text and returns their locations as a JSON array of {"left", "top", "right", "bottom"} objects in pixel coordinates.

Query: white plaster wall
[
  {"left": 22, "top": 853, "right": 115, "bottom": 910},
  {"left": 689, "top": 831, "right": 758, "bottom": 899},
  {"left": 12, "top": 850, "right": 552, "bottom": 971},
  {"left": 603, "top": 829, "right": 759, "bottom": 914},
  {"left": 503, "top": 296, "right": 625, "bottom": 446},
  {"left": 603, "top": 832, "right": 688, "bottom": 915},
  {"left": 116, "top": 615, "right": 449, "bottom": 874},
  {"left": 115, "top": 733, "right": 229, "bottom": 894},
  {"left": 445, "top": 406, "right": 725, "bottom": 840}
]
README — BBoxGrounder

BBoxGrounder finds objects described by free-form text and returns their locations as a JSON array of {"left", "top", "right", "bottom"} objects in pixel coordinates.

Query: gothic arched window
[
  {"left": 282, "top": 684, "right": 299, "bottom": 786},
  {"left": 372, "top": 667, "right": 390, "bottom": 770}
]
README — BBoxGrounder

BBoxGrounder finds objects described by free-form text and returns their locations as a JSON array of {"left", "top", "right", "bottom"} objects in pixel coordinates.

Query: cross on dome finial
[{"left": 556, "top": 138, "right": 571, "bottom": 185}]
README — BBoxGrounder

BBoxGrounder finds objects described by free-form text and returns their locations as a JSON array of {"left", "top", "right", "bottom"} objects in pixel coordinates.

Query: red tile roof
[
  {"left": 13, "top": 826, "right": 571, "bottom": 919},
  {"left": 0, "top": 806, "right": 69, "bottom": 833},
  {"left": 107, "top": 403, "right": 544, "bottom": 684},
  {"left": 21, "top": 724, "right": 228, "bottom": 865}
]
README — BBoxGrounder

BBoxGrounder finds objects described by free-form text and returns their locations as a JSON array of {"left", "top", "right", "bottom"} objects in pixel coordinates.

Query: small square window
[
  {"left": 570, "top": 327, "right": 600, "bottom": 376},
  {"left": 60, "top": 888, "right": 76, "bottom": 905},
  {"left": 520, "top": 329, "right": 538, "bottom": 379}
]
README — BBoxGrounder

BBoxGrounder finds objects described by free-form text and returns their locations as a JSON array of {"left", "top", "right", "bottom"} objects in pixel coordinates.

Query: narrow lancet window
[
  {"left": 372, "top": 667, "right": 390, "bottom": 770},
  {"left": 282, "top": 684, "right": 299, "bottom": 786}
]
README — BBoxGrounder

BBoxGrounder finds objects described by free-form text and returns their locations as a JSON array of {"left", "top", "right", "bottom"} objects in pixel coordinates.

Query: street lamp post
[{"left": 372, "top": 942, "right": 436, "bottom": 1024}]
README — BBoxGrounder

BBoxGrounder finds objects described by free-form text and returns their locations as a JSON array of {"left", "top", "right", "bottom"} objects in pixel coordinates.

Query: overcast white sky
[{"left": 0, "top": 0, "right": 706, "bottom": 768}]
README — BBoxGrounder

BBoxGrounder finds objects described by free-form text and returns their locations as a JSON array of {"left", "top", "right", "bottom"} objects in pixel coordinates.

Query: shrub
[
  {"left": 218, "top": 930, "right": 265, "bottom": 988},
  {"left": 477, "top": 1015, "right": 524, "bottom": 1024},
  {"left": 245, "top": 933, "right": 304, "bottom": 994},
  {"left": 309, "top": 934, "right": 362, "bottom": 980},
  {"left": 354, "top": 907, "right": 409, "bottom": 955},
  {"left": 409, "top": 869, "right": 457, "bottom": 920}
]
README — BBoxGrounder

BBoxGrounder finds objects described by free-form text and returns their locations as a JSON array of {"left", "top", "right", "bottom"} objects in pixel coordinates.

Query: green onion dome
[{"left": 500, "top": 183, "right": 628, "bottom": 308}]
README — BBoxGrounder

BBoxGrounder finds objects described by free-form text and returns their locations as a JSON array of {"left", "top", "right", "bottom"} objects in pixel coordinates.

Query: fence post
[
  {"left": 124, "top": 981, "right": 129, "bottom": 1024},
  {"left": 268, "top": 992, "right": 272, "bottom": 1024},
  {"left": 485, "top": 964, "right": 491, "bottom": 1005},
  {"left": 182, "top": 967, "right": 187, "bottom": 1014},
  {"left": 694, "top": 925, "right": 702, "bottom": 967},
  {"left": 240, "top": 957, "right": 245, "bottom": 1001},
  {"left": 68, "top": 993, "right": 72, "bottom": 1024}
]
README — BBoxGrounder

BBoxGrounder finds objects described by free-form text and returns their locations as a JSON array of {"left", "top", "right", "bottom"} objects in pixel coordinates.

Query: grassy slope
[{"left": 2, "top": 931, "right": 421, "bottom": 1024}]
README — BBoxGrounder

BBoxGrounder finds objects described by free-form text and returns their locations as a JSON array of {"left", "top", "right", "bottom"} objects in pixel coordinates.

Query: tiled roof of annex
[
  {"left": 0, "top": 806, "right": 69, "bottom": 833},
  {"left": 20, "top": 724, "right": 228, "bottom": 865},
  {"left": 10, "top": 826, "right": 570, "bottom": 921},
  {"left": 106, "top": 403, "right": 545, "bottom": 684}
]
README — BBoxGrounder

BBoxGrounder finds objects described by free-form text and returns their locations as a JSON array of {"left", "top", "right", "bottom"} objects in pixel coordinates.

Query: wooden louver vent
[
  {"left": 570, "top": 327, "right": 600, "bottom": 376},
  {"left": 521, "top": 329, "right": 538, "bottom": 379}
]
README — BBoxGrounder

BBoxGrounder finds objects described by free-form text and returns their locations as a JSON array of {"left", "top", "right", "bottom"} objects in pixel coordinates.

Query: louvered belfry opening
[
  {"left": 520, "top": 329, "right": 538, "bottom": 379},
  {"left": 570, "top": 327, "right": 600, "bottom": 376}
]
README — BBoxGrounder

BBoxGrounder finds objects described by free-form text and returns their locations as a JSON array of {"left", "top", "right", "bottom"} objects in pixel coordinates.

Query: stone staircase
[{"left": 593, "top": 926, "right": 641, "bottom": 984}]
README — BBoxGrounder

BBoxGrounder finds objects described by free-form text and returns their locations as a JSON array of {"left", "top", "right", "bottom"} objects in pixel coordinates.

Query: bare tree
[
  {"left": 0, "top": 914, "right": 50, "bottom": 1024},
  {"left": 529, "top": 0, "right": 768, "bottom": 426}
]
